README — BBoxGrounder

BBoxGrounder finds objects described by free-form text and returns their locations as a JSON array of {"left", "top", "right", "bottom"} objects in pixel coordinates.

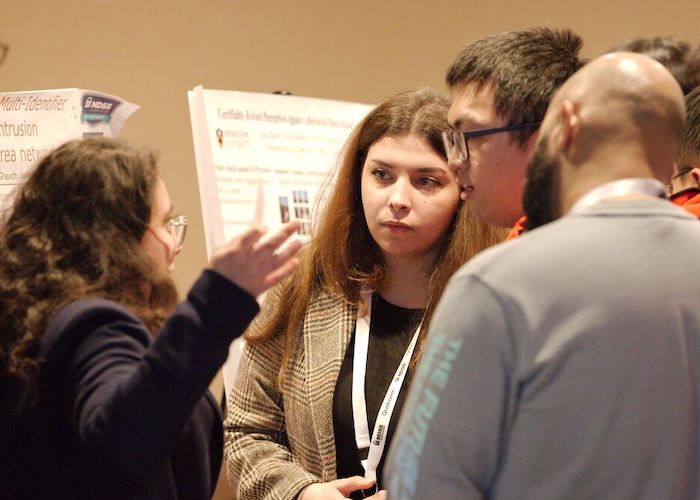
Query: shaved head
[{"left": 548, "top": 52, "right": 685, "bottom": 175}]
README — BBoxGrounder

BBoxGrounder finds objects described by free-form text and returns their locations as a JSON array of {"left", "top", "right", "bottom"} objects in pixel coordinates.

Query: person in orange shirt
[{"left": 669, "top": 86, "right": 700, "bottom": 218}]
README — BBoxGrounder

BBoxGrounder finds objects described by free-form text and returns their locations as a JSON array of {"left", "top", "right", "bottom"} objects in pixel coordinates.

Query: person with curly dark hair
[{"left": 0, "top": 137, "right": 302, "bottom": 499}]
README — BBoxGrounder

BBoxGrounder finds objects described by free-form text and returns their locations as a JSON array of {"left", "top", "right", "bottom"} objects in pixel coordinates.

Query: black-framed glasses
[{"left": 442, "top": 122, "right": 542, "bottom": 163}]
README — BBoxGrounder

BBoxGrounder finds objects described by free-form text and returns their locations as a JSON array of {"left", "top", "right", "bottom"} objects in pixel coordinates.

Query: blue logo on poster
[{"left": 81, "top": 94, "right": 120, "bottom": 124}]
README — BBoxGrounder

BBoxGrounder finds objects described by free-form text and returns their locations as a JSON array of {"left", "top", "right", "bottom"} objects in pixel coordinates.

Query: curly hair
[{"left": 0, "top": 138, "right": 178, "bottom": 399}]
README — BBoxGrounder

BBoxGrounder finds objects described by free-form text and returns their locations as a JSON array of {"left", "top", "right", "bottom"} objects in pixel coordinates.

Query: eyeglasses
[
  {"left": 148, "top": 214, "right": 188, "bottom": 248},
  {"left": 166, "top": 214, "right": 188, "bottom": 247},
  {"left": 670, "top": 167, "right": 693, "bottom": 182},
  {"left": 666, "top": 166, "right": 694, "bottom": 193},
  {"left": 147, "top": 214, "right": 187, "bottom": 246},
  {"left": 442, "top": 122, "right": 542, "bottom": 163}
]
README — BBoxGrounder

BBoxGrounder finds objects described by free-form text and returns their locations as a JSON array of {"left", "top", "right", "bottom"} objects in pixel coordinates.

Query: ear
[
  {"left": 690, "top": 167, "right": 700, "bottom": 187},
  {"left": 554, "top": 100, "right": 580, "bottom": 155}
]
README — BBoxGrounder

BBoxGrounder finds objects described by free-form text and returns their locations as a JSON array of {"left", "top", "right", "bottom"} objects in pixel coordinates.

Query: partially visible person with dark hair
[
  {"left": 685, "top": 44, "right": 700, "bottom": 92},
  {"left": 442, "top": 27, "right": 584, "bottom": 238},
  {"left": 0, "top": 137, "right": 302, "bottom": 498},
  {"left": 669, "top": 86, "right": 700, "bottom": 216},
  {"left": 609, "top": 36, "right": 700, "bottom": 94}
]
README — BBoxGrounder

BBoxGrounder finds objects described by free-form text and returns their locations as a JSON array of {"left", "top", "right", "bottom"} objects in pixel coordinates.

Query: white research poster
[
  {"left": 0, "top": 88, "right": 139, "bottom": 210},
  {"left": 188, "top": 86, "right": 373, "bottom": 257}
]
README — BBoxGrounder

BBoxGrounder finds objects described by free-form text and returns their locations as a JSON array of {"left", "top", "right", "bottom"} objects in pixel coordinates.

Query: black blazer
[{"left": 0, "top": 270, "right": 258, "bottom": 499}]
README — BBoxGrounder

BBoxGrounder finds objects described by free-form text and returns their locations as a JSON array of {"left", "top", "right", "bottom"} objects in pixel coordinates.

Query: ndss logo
[{"left": 81, "top": 94, "right": 121, "bottom": 124}]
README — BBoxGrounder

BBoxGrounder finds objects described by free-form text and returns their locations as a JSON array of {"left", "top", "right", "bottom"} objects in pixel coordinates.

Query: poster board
[
  {"left": 188, "top": 87, "right": 373, "bottom": 399},
  {"left": 188, "top": 86, "right": 373, "bottom": 257},
  {"left": 0, "top": 88, "right": 138, "bottom": 210}
]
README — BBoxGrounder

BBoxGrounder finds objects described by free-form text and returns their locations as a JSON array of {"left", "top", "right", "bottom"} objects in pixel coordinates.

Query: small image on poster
[
  {"left": 290, "top": 188, "right": 311, "bottom": 235},
  {"left": 278, "top": 196, "right": 290, "bottom": 223}
]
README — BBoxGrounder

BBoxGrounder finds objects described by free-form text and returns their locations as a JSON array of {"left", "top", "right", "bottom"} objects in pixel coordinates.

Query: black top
[
  {"left": 333, "top": 293, "right": 423, "bottom": 498},
  {"left": 0, "top": 270, "right": 259, "bottom": 499}
]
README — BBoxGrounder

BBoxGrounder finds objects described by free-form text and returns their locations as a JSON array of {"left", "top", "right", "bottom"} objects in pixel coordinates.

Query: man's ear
[
  {"left": 555, "top": 100, "right": 579, "bottom": 155},
  {"left": 690, "top": 167, "right": 700, "bottom": 187}
]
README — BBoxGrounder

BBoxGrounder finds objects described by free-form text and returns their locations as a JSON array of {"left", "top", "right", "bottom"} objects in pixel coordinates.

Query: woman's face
[
  {"left": 140, "top": 177, "right": 181, "bottom": 272},
  {"left": 361, "top": 134, "right": 460, "bottom": 263}
]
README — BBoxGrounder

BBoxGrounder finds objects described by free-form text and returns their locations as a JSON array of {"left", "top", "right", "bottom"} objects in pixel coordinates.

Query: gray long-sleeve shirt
[{"left": 386, "top": 199, "right": 700, "bottom": 500}]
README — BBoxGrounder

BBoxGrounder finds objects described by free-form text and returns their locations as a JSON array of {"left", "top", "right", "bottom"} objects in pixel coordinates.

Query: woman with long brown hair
[
  {"left": 0, "top": 137, "right": 302, "bottom": 498},
  {"left": 224, "top": 88, "right": 506, "bottom": 500}
]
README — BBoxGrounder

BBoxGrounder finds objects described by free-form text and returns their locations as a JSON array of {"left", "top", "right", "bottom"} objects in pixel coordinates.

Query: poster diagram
[
  {"left": 0, "top": 88, "right": 138, "bottom": 210},
  {"left": 188, "top": 87, "right": 373, "bottom": 257}
]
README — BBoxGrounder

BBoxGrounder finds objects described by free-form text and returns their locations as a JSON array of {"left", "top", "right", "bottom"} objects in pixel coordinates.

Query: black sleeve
[{"left": 45, "top": 269, "right": 259, "bottom": 484}]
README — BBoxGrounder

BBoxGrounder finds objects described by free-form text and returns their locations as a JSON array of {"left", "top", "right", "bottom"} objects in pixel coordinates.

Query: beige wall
[{"left": 2, "top": 0, "right": 698, "bottom": 294}]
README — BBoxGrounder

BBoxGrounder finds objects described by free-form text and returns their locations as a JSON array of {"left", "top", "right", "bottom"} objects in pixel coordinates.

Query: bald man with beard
[{"left": 385, "top": 53, "right": 699, "bottom": 500}]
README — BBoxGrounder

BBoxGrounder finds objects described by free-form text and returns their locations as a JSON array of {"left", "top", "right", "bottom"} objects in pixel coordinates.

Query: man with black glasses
[{"left": 441, "top": 27, "right": 584, "bottom": 234}]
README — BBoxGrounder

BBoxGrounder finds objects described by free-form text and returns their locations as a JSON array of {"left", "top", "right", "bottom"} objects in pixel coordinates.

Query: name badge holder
[{"left": 351, "top": 290, "right": 421, "bottom": 495}]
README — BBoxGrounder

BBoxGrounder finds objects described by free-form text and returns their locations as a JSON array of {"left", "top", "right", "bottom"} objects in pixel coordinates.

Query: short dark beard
[{"left": 522, "top": 139, "right": 560, "bottom": 231}]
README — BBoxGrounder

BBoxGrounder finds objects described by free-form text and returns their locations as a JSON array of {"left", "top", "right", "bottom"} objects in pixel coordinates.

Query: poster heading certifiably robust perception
[
  {"left": 188, "top": 86, "right": 373, "bottom": 257},
  {"left": 0, "top": 88, "right": 139, "bottom": 209}
]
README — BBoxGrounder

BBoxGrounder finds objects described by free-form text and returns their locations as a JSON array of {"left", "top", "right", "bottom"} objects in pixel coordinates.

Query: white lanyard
[
  {"left": 351, "top": 290, "right": 421, "bottom": 483},
  {"left": 570, "top": 178, "right": 667, "bottom": 214}
]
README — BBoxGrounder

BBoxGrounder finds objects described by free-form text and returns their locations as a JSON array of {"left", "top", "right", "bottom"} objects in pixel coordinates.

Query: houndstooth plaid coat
[{"left": 224, "top": 285, "right": 356, "bottom": 500}]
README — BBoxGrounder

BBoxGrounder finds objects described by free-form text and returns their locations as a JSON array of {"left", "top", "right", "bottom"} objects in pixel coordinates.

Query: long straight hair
[{"left": 247, "top": 88, "right": 506, "bottom": 385}]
